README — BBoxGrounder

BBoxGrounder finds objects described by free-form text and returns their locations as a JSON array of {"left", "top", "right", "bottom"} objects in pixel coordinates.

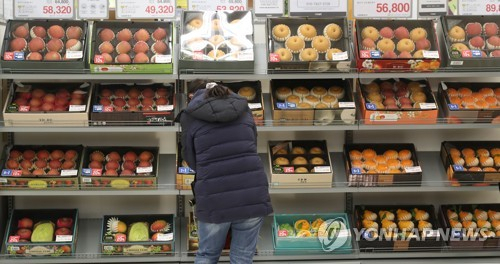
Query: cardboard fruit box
[
  {"left": 441, "top": 16, "right": 500, "bottom": 68},
  {"left": 438, "top": 82, "right": 500, "bottom": 124},
  {"left": 440, "top": 141, "right": 500, "bottom": 186},
  {"left": 268, "top": 140, "right": 333, "bottom": 188},
  {"left": 101, "top": 214, "right": 174, "bottom": 256},
  {"left": 90, "top": 21, "right": 173, "bottom": 74},
  {"left": 0, "top": 145, "right": 84, "bottom": 190},
  {"left": 266, "top": 17, "right": 353, "bottom": 73},
  {"left": 179, "top": 11, "right": 254, "bottom": 73},
  {"left": 4, "top": 209, "right": 78, "bottom": 257},
  {"left": 90, "top": 83, "right": 176, "bottom": 126},
  {"left": 355, "top": 205, "right": 443, "bottom": 252},
  {"left": 221, "top": 81, "right": 264, "bottom": 125},
  {"left": 1, "top": 20, "right": 88, "bottom": 73},
  {"left": 79, "top": 146, "right": 159, "bottom": 190},
  {"left": 439, "top": 204, "right": 500, "bottom": 250},
  {"left": 270, "top": 79, "right": 356, "bottom": 126},
  {"left": 3, "top": 82, "right": 92, "bottom": 127},
  {"left": 175, "top": 134, "right": 195, "bottom": 191},
  {"left": 273, "top": 213, "right": 352, "bottom": 253},
  {"left": 357, "top": 79, "right": 439, "bottom": 125},
  {"left": 354, "top": 19, "right": 441, "bottom": 72},
  {"left": 344, "top": 143, "right": 422, "bottom": 187}
]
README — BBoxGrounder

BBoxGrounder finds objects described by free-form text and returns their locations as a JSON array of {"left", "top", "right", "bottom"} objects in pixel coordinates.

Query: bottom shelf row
[{"left": 2, "top": 205, "right": 500, "bottom": 263}]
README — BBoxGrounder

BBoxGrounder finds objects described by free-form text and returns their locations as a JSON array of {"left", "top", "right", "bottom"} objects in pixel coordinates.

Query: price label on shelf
[
  {"left": 418, "top": 0, "right": 447, "bottom": 17},
  {"left": 188, "top": 0, "right": 247, "bottom": 11},
  {"left": 14, "top": 0, "right": 75, "bottom": 19},
  {"left": 354, "top": 0, "right": 413, "bottom": 18},
  {"left": 78, "top": 0, "right": 108, "bottom": 19},
  {"left": 116, "top": 0, "right": 176, "bottom": 19},
  {"left": 458, "top": 0, "right": 500, "bottom": 15},
  {"left": 254, "top": 0, "right": 284, "bottom": 17},
  {"left": 289, "top": 0, "right": 347, "bottom": 17},
  {"left": 55, "top": 235, "right": 73, "bottom": 242}
]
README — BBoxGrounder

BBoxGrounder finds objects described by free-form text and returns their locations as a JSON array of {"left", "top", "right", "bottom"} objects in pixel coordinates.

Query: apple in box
[
  {"left": 18, "top": 217, "right": 34, "bottom": 229},
  {"left": 16, "top": 228, "right": 32, "bottom": 240},
  {"left": 55, "top": 227, "right": 72, "bottom": 236},
  {"left": 57, "top": 217, "right": 73, "bottom": 228}
]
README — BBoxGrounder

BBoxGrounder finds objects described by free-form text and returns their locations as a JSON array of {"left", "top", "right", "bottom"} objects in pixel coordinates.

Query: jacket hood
[{"left": 185, "top": 89, "right": 248, "bottom": 123}]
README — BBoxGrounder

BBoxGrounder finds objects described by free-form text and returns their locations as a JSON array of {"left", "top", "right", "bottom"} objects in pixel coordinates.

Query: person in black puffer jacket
[{"left": 179, "top": 80, "right": 273, "bottom": 264}]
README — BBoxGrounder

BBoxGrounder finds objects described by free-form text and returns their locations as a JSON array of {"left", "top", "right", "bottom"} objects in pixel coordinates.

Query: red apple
[
  {"left": 55, "top": 227, "right": 72, "bottom": 236},
  {"left": 57, "top": 217, "right": 73, "bottom": 228},
  {"left": 16, "top": 228, "right": 32, "bottom": 240},
  {"left": 17, "top": 217, "right": 33, "bottom": 229}
]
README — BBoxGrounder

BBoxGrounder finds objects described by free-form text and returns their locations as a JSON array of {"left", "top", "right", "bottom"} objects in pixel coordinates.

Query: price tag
[
  {"left": 8, "top": 236, "right": 20, "bottom": 243},
  {"left": 404, "top": 166, "right": 422, "bottom": 173},
  {"left": 289, "top": 0, "right": 347, "bottom": 17},
  {"left": 154, "top": 55, "right": 172, "bottom": 64},
  {"left": 188, "top": 0, "right": 247, "bottom": 11},
  {"left": 339, "top": 102, "right": 355, "bottom": 108},
  {"left": 137, "top": 166, "right": 153, "bottom": 173},
  {"left": 82, "top": 177, "right": 92, "bottom": 183},
  {"left": 116, "top": 0, "right": 176, "bottom": 19},
  {"left": 423, "top": 50, "right": 440, "bottom": 59},
  {"left": 55, "top": 235, "right": 73, "bottom": 242},
  {"left": 78, "top": 0, "right": 108, "bottom": 19},
  {"left": 14, "top": 0, "right": 75, "bottom": 19},
  {"left": 61, "top": 170, "right": 78, "bottom": 176},
  {"left": 458, "top": 0, "right": 500, "bottom": 15},
  {"left": 418, "top": 0, "right": 448, "bottom": 17},
  {"left": 419, "top": 103, "right": 437, "bottom": 109},
  {"left": 248, "top": 103, "right": 262, "bottom": 109},
  {"left": 254, "top": 0, "right": 284, "bottom": 17},
  {"left": 313, "top": 166, "right": 332, "bottom": 173},
  {"left": 157, "top": 105, "right": 174, "bottom": 111},
  {"left": 283, "top": 167, "right": 295, "bottom": 173},
  {"left": 330, "top": 51, "right": 349, "bottom": 61},
  {"left": 65, "top": 51, "right": 83, "bottom": 59},
  {"left": 0, "top": 178, "right": 8, "bottom": 183},
  {"left": 156, "top": 233, "right": 174, "bottom": 241},
  {"left": 278, "top": 229, "right": 289, "bottom": 237},
  {"left": 115, "top": 233, "right": 126, "bottom": 242},
  {"left": 354, "top": 0, "right": 412, "bottom": 18},
  {"left": 69, "top": 105, "right": 86, "bottom": 112}
]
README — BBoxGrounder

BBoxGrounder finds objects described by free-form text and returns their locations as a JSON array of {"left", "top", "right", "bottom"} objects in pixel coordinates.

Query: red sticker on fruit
[
  {"left": 283, "top": 167, "right": 295, "bottom": 173},
  {"left": 193, "top": 51, "right": 204, "bottom": 60},
  {"left": 360, "top": 50, "right": 371, "bottom": 59},
  {"left": 91, "top": 169, "right": 102, "bottom": 176},
  {"left": 115, "top": 233, "right": 126, "bottom": 242},
  {"left": 270, "top": 53, "right": 280, "bottom": 62},
  {"left": 12, "top": 170, "right": 22, "bottom": 176},
  {"left": 8, "top": 236, "right": 20, "bottom": 243},
  {"left": 19, "top": 106, "right": 30, "bottom": 112},
  {"left": 462, "top": 50, "right": 472, "bottom": 58},
  {"left": 103, "top": 106, "right": 114, "bottom": 112},
  {"left": 278, "top": 230, "right": 288, "bottom": 237},
  {"left": 94, "top": 55, "right": 105, "bottom": 64},
  {"left": 4, "top": 52, "right": 14, "bottom": 61}
]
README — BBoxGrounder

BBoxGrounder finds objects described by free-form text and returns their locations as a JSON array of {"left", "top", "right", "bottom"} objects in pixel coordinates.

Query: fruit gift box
[
  {"left": 221, "top": 81, "right": 264, "bottom": 125},
  {"left": 272, "top": 213, "right": 352, "bottom": 253},
  {"left": 187, "top": 211, "right": 231, "bottom": 255},
  {"left": 355, "top": 205, "right": 443, "bottom": 252},
  {"left": 4, "top": 209, "right": 78, "bottom": 257},
  {"left": 179, "top": 11, "right": 254, "bottom": 73},
  {"left": 438, "top": 82, "right": 500, "bottom": 124},
  {"left": 90, "top": 83, "right": 176, "bottom": 126},
  {"left": 357, "top": 78, "right": 439, "bottom": 125},
  {"left": 438, "top": 204, "right": 500, "bottom": 250},
  {"left": 79, "top": 146, "right": 159, "bottom": 190},
  {"left": 175, "top": 133, "right": 195, "bottom": 190},
  {"left": 0, "top": 145, "right": 84, "bottom": 190},
  {"left": 268, "top": 140, "right": 333, "bottom": 188},
  {"left": 440, "top": 141, "right": 500, "bottom": 186},
  {"left": 101, "top": 214, "right": 174, "bottom": 256},
  {"left": 270, "top": 79, "right": 356, "bottom": 126},
  {"left": 3, "top": 82, "right": 92, "bottom": 127},
  {"left": 266, "top": 17, "right": 352, "bottom": 73},
  {"left": 354, "top": 19, "right": 441, "bottom": 72},
  {"left": 344, "top": 143, "right": 422, "bottom": 187},
  {"left": 1, "top": 20, "right": 89, "bottom": 72},
  {"left": 441, "top": 16, "right": 500, "bottom": 68},
  {"left": 90, "top": 21, "right": 173, "bottom": 74}
]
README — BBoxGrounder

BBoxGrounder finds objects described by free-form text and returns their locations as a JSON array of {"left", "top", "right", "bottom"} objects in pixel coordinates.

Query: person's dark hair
[
  {"left": 188, "top": 79, "right": 208, "bottom": 94},
  {"left": 187, "top": 79, "right": 230, "bottom": 99}
]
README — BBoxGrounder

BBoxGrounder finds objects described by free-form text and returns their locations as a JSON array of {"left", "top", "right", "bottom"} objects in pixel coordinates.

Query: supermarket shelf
[
  {"left": 0, "top": 155, "right": 179, "bottom": 196},
  {"left": 357, "top": 122, "right": 500, "bottom": 130},
  {"left": 0, "top": 124, "right": 179, "bottom": 133},
  {"left": 0, "top": 73, "right": 179, "bottom": 82},
  {"left": 0, "top": 218, "right": 181, "bottom": 263},
  {"left": 358, "top": 70, "right": 500, "bottom": 79}
]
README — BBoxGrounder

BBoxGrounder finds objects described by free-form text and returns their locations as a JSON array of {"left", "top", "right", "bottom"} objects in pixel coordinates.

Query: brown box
[
  {"left": 3, "top": 82, "right": 92, "bottom": 127},
  {"left": 0, "top": 145, "right": 83, "bottom": 190},
  {"left": 438, "top": 82, "right": 500, "bottom": 124},
  {"left": 344, "top": 143, "right": 422, "bottom": 187},
  {"left": 440, "top": 141, "right": 500, "bottom": 186},
  {"left": 175, "top": 134, "right": 195, "bottom": 191},
  {"left": 268, "top": 140, "right": 333, "bottom": 188},
  {"left": 266, "top": 17, "right": 353, "bottom": 73},
  {"left": 357, "top": 79, "right": 439, "bottom": 125},
  {"left": 270, "top": 79, "right": 356, "bottom": 126}
]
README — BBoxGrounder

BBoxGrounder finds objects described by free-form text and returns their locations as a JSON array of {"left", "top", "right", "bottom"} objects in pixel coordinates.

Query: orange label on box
[
  {"left": 394, "top": 240, "right": 410, "bottom": 251},
  {"left": 378, "top": 175, "right": 394, "bottom": 185}
]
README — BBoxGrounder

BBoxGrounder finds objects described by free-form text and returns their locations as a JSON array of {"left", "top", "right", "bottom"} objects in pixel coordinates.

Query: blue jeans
[{"left": 195, "top": 217, "right": 263, "bottom": 264}]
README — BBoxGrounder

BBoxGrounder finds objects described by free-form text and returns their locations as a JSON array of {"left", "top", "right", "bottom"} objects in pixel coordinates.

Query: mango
[
  {"left": 31, "top": 221, "right": 55, "bottom": 242},
  {"left": 128, "top": 222, "right": 149, "bottom": 242}
]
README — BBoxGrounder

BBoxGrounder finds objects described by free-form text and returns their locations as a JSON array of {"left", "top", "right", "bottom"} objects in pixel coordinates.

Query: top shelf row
[{"left": 4, "top": 13, "right": 500, "bottom": 80}]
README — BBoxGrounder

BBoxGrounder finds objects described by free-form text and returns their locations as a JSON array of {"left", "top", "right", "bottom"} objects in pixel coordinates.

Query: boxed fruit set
[
  {"left": 90, "top": 83, "right": 176, "bottom": 126},
  {"left": 355, "top": 205, "right": 443, "bottom": 252},
  {"left": 269, "top": 140, "right": 333, "bottom": 188},
  {"left": 345, "top": 143, "right": 422, "bottom": 187},
  {"left": 270, "top": 79, "right": 356, "bottom": 126},
  {"left": 79, "top": 146, "right": 159, "bottom": 190},
  {"left": 187, "top": 212, "right": 231, "bottom": 255},
  {"left": 440, "top": 141, "right": 500, "bottom": 186},
  {"left": 266, "top": 18, "right": 352, "bottom": 73},
  {"left": 4, "top": 209, "right": 78, "bottom": 257},
  {"left": 101, "top": 214, "right": 174, "bottom": 255},
  {"left": 176, "top": 134, "right": 195, "bottom": 191},
  {"left": 222, "top": 81, "right": 264, "bottom": 125},
  {"left": 439, "top": 204, "right": 500, "bottom": 250},
  {"left": 0, "top": 145, "right": 83, "bottom": 190},
  {"left": 1, "top": 20, "right": 88, "bottom": 72},
  {"left": 273, "top": 213, "right": 352, "bottom": 253},
  {"left": 357, "top": 79, "right": 439, "bottom": 124},
  {"left": 3, "top": 82, "right": 92, "bottom": 127},
  {"left": 90, "top": 21, "right": 173, "bottom": 73},
  {"left": 179, "top": 11, "right": 254, "bottom": 73},
  {"left": 354, "top": 19, "right": 441, "bottom": 72},
  {"left": 438, "top": 82, "right": 500, "bottom": 124},
  {"left": 441, "top": 16, "right": 500, "bottom": 68}
]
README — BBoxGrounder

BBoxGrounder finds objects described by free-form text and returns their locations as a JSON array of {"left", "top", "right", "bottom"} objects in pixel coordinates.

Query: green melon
[
  {"left": 31, "top": 221, "right": 55, "bottom": 242},
  {"left": 128, "top": 222, "right": 149, "bottom": 242}
]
